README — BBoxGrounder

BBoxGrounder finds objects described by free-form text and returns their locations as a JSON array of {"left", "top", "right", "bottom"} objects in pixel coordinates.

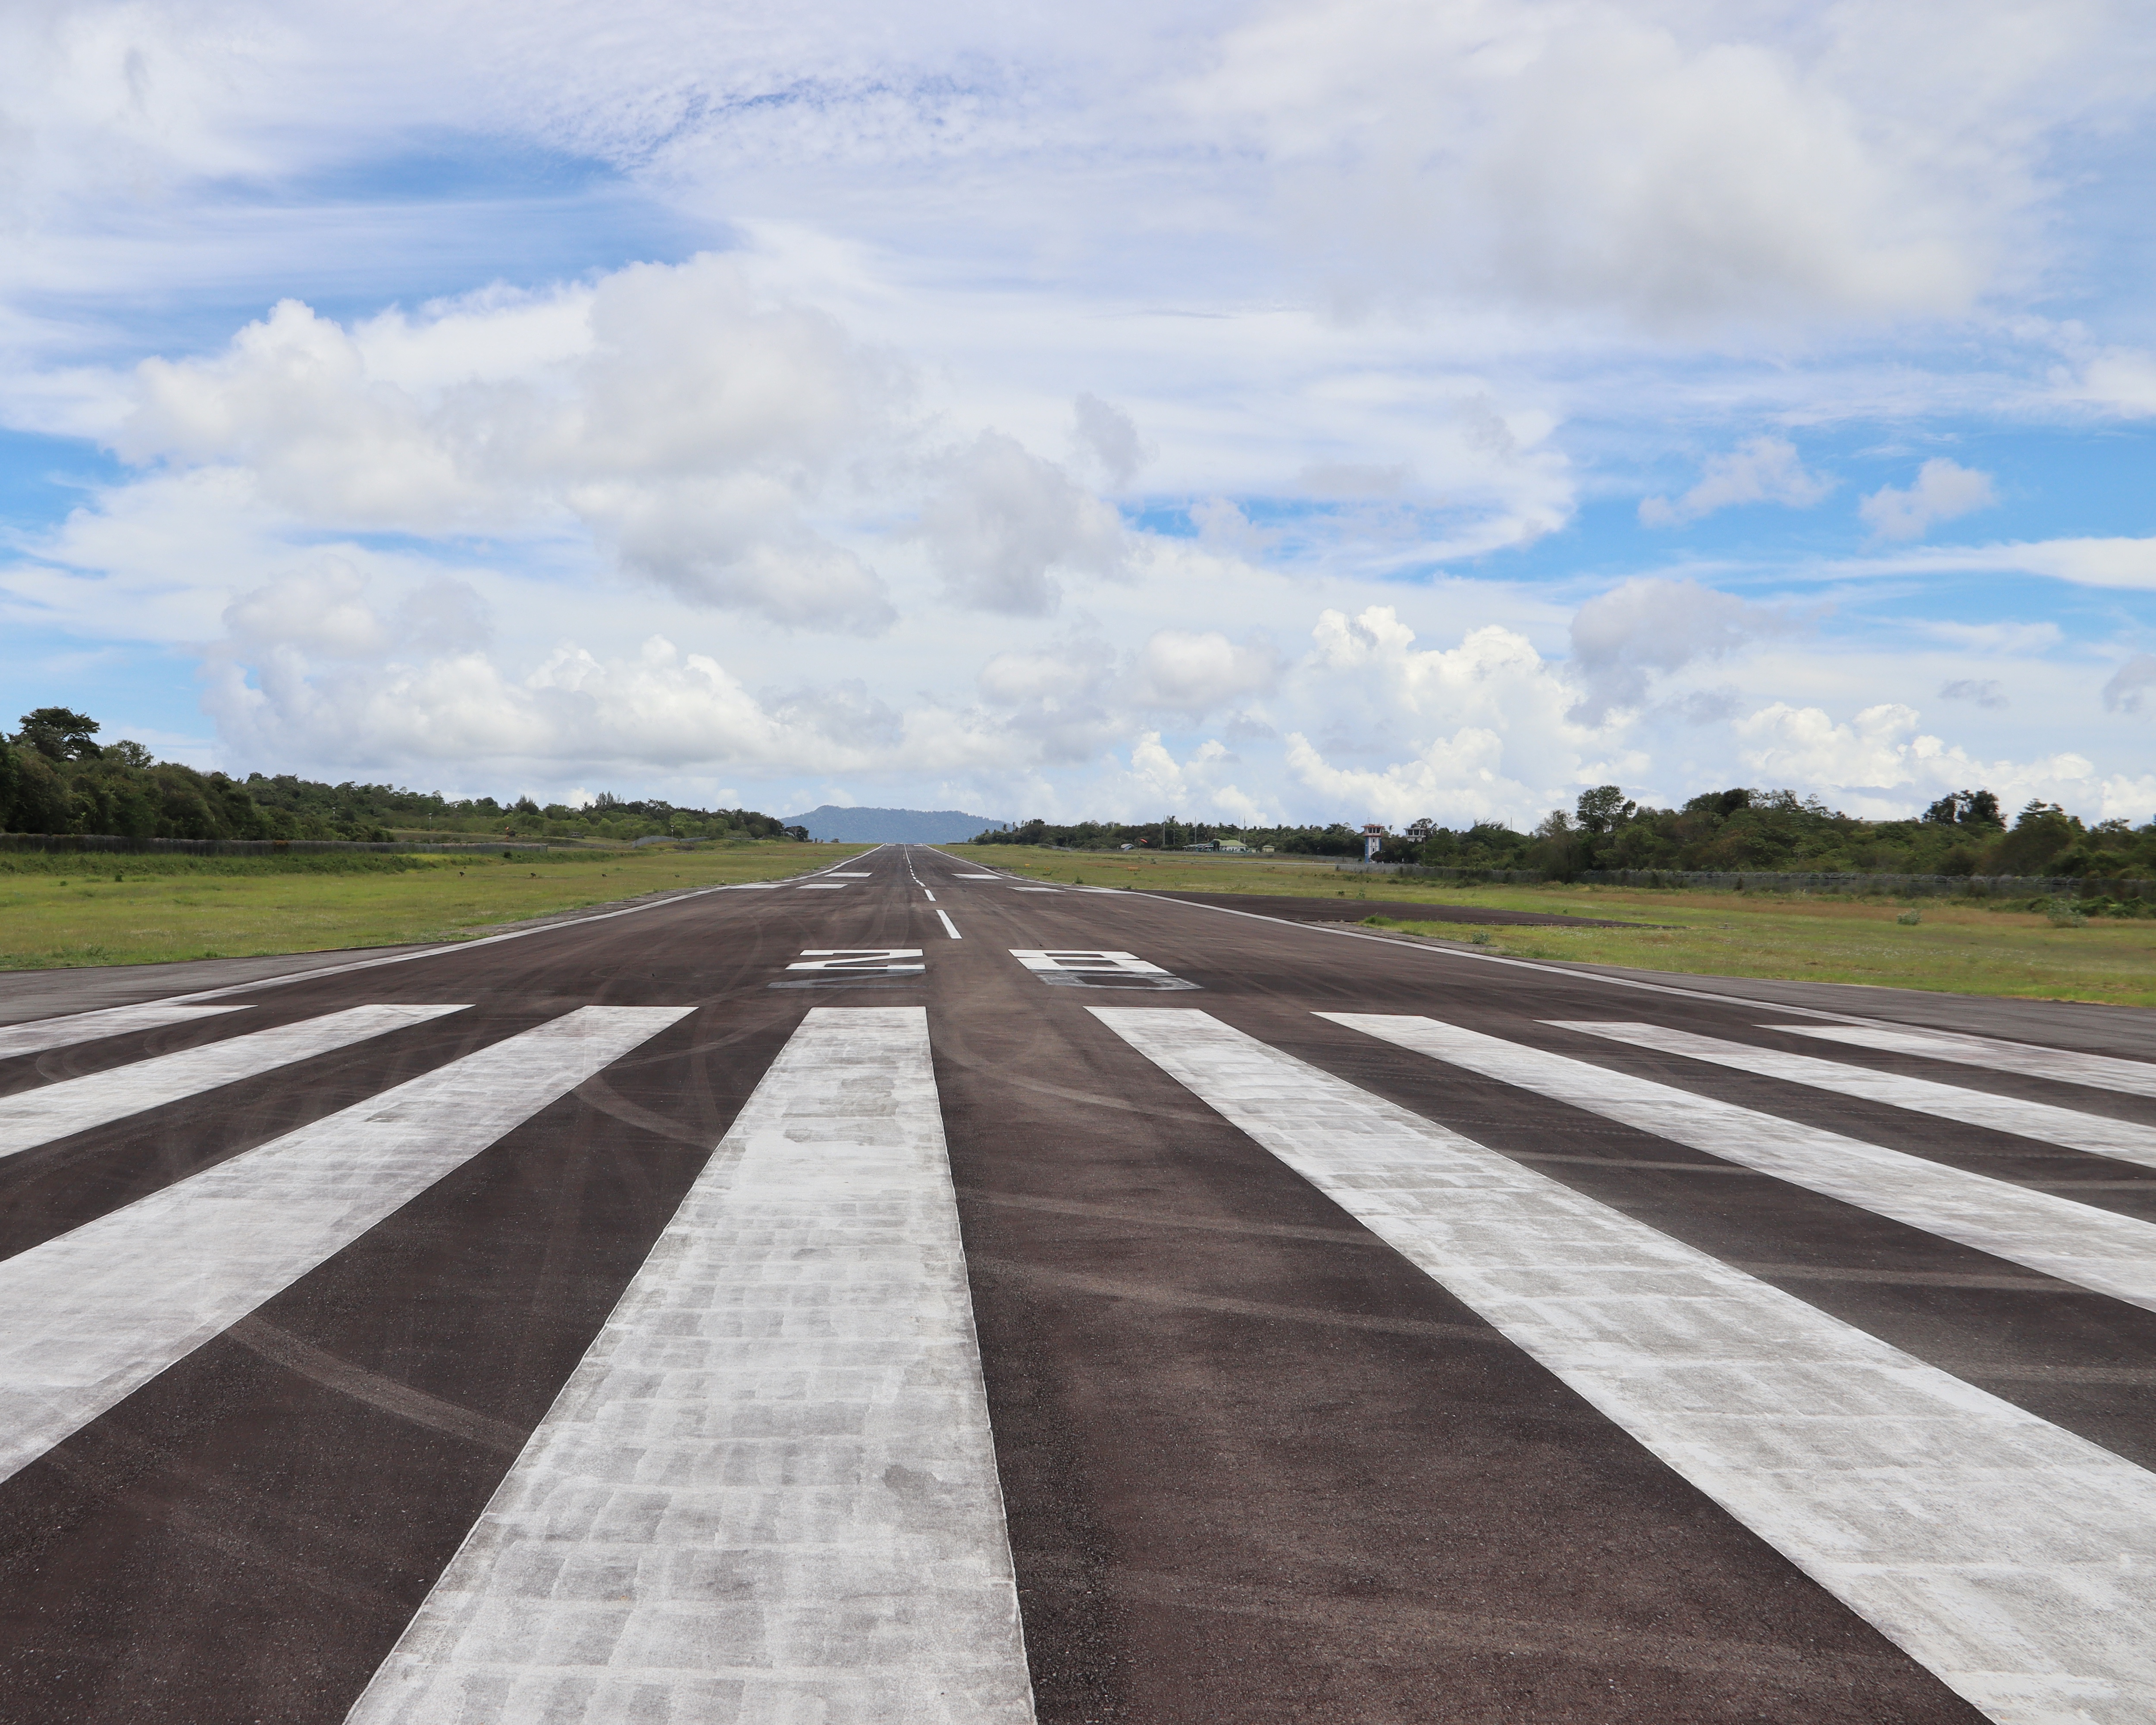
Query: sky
[{"left": 2, "top": 0, "right": 2153, "bottom": 829}]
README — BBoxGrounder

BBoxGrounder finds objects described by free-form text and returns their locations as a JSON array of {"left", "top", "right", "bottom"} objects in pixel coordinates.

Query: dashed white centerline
[
  {"left": 923, "top": 888, "right": 937, "bottom": 902},
  {"left": 937, "top": 910, "right": 963, "bottom": 939}
]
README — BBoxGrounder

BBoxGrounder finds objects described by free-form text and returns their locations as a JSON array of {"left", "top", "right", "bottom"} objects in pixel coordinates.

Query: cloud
[
  {"left": 2103, "top": 656, "right": 2156, "bottom": 715},
  {"left": 1127, "top": 629, "right": 1281, "bottom": 712},
  {"left": 1071, "top": 393, "right": 1149, "bottom": 488},
  {"left": 1183, "top": 0, "right": 2073, "bottom": 331},
  {"left": 1736, "top": 701, "right": 2095, "bottom": 809},
  {"left": 1939, "top": 678, "right": 2007, "bottom": 709},
  {"left": 1639, "top": 437, "right": 1831, "bottom": 527},
  {"left": 109, "top": 257, "right": 905, "bottom": 632},
  {"left": 917, "top": 431, "right": 1126, "bottom": 615},
  {"left": 1858, "top": 458, "right": 1997, "bottom": 541},
  {"left": 1567, "top": 577, "right": 1797, "bottom": 722},
  {"left": 2054, "top": 346, "right": 2156, "bottom": 416}
]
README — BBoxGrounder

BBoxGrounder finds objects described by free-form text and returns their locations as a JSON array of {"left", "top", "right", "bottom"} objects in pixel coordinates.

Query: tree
[
  {"left": 1575, "top": 784, "right": 1636, "bottom": 834},
  {"left": 16, "top": 706, "right": 102, "bottom": 761},
  {"left": 106, "top": 739, "right": 155, "bottom": 768},
  {"left": 1922, "top": 788, "right": 2004, "bottom": 828}
]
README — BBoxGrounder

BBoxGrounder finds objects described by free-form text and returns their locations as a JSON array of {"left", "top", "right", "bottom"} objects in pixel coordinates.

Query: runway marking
[
  {"left": 796, "top": 882, "right": 850, "bottom": 889},
  {"left": 0, "top": 1004, "right": 466, "bottom": 1161},
  {"left": 1010, "top": 886, "right": 1060, "bottom": 892},
  {"left": 1328, "top": 1013, "right": 2156, "bottom": 1318},
  {"left": 824, "top": 871, "right": 874, "bottom": 876},
  {"left": 956, "top": 874, "right": 1000, "bottom": 879},
  {"left": 726, "top": 882, "right": 786, "bottom": 889},
  {"left": 0, "top": 1006, "right": 689, "bottom": 1489},
  {"left": 937, "top": 910, "right": 963, "bottom": 939},
  {"left": 1095, "top": 1006, "right": 2156, "bottom": 1725},
  {"left": 1555, "top": 1021, "right": 2156, "bottom": 1168},
  {"left": 922, "top": 887, "right": 937, "bottom": 901},
  {"left": 782, "top": 948, "right": 925, "bottom": 974},
  {"left": 346, "top": 1007, "right": 1035, "bottom": 1725},
  {"left": 1009, "top": 949, "right": 1198, "bottom": 991},
  {"left": 1782, "top": 1023, "right": 2156, "bottom": 1099},
  {"left": 0, "top": 1002, "right": 246, "bottom": 1059}
]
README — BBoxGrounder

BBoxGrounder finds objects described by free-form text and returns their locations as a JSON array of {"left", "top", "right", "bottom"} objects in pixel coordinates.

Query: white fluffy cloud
[
  {"left": 1858, "top": 458, "right": 1997, "bottom": 542},
  {"left": 111, "top": 257, "right": 905, "bottom": 631},
  {"left": 1639, "top": 437, "right": 1831, "bottom": 527},
  {"left": 1736, "top": 700, "right": 2099, "bottom": 815}
]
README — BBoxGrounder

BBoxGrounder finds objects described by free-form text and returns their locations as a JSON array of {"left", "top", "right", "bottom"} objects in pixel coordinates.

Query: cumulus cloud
[
  {"left": 1567, "top": 577, "right": 1797, "bottom": 722},
  {"left": 111, "top": 257, "right": 903, "bottom": 631},
  {"left": 1736, "top": 701, "right": 2094, "bottom": 811},
  {"left": 1639, "top": 437, "right": 1832, "bottom": 527},
  {"left": 2103, "top": 655, "right": 2156, "bottom": 715},
  {"left": 917, "top": 431, "right": 1126, "bottom": 615},
  {"left": 1859, "top": 458, "right": 1997, "bottom": 541}
]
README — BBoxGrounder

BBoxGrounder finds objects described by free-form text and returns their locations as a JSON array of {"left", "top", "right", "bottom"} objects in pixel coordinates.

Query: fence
[
  {"left": 0, "top": 833, "right": 550, "bottom": 857},
  {"left": 1335, "top": 860, "right": 2155, "bottom": 900}
]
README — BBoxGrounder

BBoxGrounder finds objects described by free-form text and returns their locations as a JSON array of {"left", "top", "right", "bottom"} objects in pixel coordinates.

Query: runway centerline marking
[
  {"left": 0, "top": 1003, "right": 248, "bottom": 1060},
  {"left": 1330, "top": 1012, "right": 2156, "bottom": 1319},
  {"left": 0, "top": 1006, "right": 690, "bottom": 1489},
  {"left": 1782, "top": 1023, "right": 2156, "bottom": 1100},
  {"left": 1097, "top": 1005, "right": 2156, "bottom": 1725},
  {"left": 1555, "top": 1021, "right": 2156, "bottom": 1167},
  {"left": 1008, "top": 949, "right": 1198, "bottom": 991},
  {"left": 345, "top": 1007, "right": 1035, "bottom": 1724},
  {"left": 937, "top": 910, "right": 962, "bottom": 939},
  {"left": 922, "top": 888, "right": 937, "bottom": 901},
  {"left": 0, "top": 1004, "right": 466, "bottom": 1161}
]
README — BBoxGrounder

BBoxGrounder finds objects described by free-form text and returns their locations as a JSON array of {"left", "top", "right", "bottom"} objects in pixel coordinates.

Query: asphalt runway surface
[
  {"left": 4, "top": 844, "right": 2156, "bottom": 1723},
  {"left": 1143, "top": 890, "right": 1658, "bottom": 926}
]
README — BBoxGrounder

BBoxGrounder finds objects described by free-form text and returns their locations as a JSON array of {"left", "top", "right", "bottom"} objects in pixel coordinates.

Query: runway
[{"left": 4, "top": 843, "right": 2156, "bottom": 1723}]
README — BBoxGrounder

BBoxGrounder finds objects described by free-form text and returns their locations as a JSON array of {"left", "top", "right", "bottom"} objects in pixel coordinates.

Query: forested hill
[
  {"left": 0, "top": 708, "right": 803, "bottom": 844},
  {"left": 978, "top": 784, "right": 2156, "bottom": 881}
]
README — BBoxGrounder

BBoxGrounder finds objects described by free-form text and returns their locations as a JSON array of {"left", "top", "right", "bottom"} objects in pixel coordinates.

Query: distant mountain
[{"left": 783, "top": 804, "right": 1009, "bottom": 843}]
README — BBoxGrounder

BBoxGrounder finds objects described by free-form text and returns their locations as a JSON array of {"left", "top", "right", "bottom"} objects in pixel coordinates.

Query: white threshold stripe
[
  {"left": 0, "top": 1006, "right": 689, "bottom": 1489},
  {"left": 346, "top": 1007, "right": 1034, "bottom": 1725},
  {"left": 1337, "top": 1013, "right": 2156, "bottom": 1318},
  {"left": 0, "top": 1002, "right": 245, "bottom": 1059},
  {"left": 1555, "top": 1021, "right": 2156, "bottom": 1169},
  {"left": 1786, "top": 1023, "right": 2156, "bottom": 1101},
  {"left": 937, "top": 909, "right": 963, "bottom": 939},
  {"left": 1096, "top": 1007, "right": 2156, "bottom": 1725},
  {"left": 0, "top": 1004, "right": 466, "bottom": 1160}
]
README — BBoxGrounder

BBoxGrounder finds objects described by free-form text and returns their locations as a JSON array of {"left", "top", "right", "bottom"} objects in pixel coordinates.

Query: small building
[{"left": 1217, "top": 840, "right": 1251, "bottom": 853}]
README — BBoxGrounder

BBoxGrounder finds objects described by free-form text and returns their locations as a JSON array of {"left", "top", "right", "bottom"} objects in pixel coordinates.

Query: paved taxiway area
[{"left": 3, "top": 844, "right": 2156, "bottom": 1723}]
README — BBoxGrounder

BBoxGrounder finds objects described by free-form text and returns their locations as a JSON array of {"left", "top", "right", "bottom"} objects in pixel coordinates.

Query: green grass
[
  {"left": 941, "top": 845, "right": 2156, "bottom": 1008},
  {"left": 0, "top": 842, "right": 867, "bottom": 971}
]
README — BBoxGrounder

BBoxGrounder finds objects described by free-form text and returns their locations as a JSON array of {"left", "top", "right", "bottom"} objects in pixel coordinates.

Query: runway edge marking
[
  {"left": 344, "top": 1005, "right": 1036, "bottom": 1725},
  {"left": 1095, "top": 1004, "right": 2156, "bottom": 1725}
]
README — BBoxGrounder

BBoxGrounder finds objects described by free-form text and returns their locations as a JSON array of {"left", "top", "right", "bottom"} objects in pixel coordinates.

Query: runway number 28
[{"left": 784, "top": 948, "right": 926, "bottom": 975}]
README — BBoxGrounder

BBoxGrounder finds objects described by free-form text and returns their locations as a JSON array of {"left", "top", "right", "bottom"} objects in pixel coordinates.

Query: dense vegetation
[
  {"left": 0, "top": 707, "right": 804, "bottom": 845},
  {"left": 978, "top": 784, "right": 2156, "bottom": 880}
]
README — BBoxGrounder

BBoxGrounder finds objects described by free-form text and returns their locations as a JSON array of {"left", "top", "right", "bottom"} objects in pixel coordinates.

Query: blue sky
[{"left": 3, "top": 0, "right": 2153, "bottom": 827}]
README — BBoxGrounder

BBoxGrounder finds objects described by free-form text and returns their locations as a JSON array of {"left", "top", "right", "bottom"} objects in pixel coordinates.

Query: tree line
[
  {"left": 0, "top": 708, "right": 805, "bottom": 845},
  {"left": 977, "top": 785, "right": 2156, "bottom": 879}
]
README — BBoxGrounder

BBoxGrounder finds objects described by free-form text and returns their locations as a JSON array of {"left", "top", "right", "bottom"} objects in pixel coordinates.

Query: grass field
[
  {"left": 943, "top": 845, "right": 2156, "bottom": 1009},
  {"left": 0, "top": 842, "right": 866, "bottom": 971}
]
